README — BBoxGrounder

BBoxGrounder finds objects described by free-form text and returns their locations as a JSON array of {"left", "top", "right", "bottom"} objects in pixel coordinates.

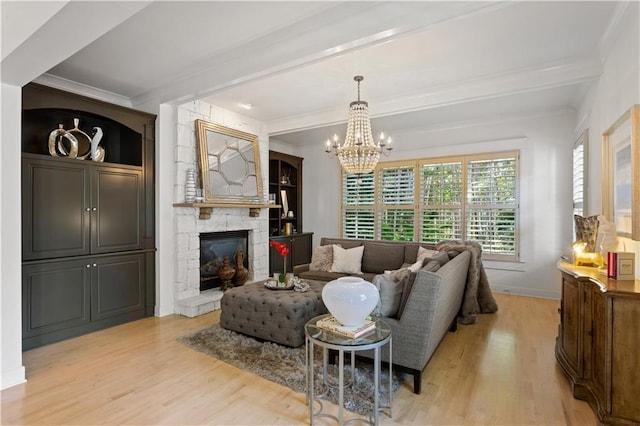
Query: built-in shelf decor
[{"left": 173, "top": 202, "right": 280, "bottom": 219}]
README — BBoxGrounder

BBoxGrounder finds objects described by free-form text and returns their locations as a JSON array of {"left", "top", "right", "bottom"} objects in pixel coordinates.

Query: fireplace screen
[{"left": 200, "top": 230, "right": 249, "bottom": 290}]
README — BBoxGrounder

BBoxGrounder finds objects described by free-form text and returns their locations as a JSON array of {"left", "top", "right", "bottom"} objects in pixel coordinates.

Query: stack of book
[
  {"left": 607, "top": 252, "right": 636, "bottom": 280},
  {"left": 316, "top": 316, "right": 376, "bottom": 339}
]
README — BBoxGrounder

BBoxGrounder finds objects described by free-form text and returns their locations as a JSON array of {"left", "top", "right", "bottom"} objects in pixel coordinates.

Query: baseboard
[
  {"left": 1, "top": 365, "right": 26, "bottom": 390},
  {"left": 492, "top": 286, "right": 560, "bottom": 300}
]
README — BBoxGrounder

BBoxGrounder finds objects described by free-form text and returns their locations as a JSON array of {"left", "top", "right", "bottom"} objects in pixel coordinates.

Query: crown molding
[
  {"left": 596, "top": 1, "right": 632, "bottom": 61},
  {"left": 34, "top": 73, "right": 133, "bottom": 108}
]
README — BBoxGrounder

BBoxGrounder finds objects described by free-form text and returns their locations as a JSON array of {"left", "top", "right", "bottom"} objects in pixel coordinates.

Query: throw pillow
[
  {"left": 372, "top": 269, "right": 409, "bottom": 317},
  {"left": 309, "top": 244, "right": 336, "bottom": 272},
  {"left": 416, "top": 246, "right": 439, "bottom": 262},
  {"left": 330, "top": 244, "right": 365, "bottom": 274},
  {"left": 396, "top": 260, "right": 442, "bottom": 319},
  {"left": 421, "top": 259, "right": 441, "bottom": 272},
  {"left": 416, "top": 246, "right": 449, "bottom": 265}
]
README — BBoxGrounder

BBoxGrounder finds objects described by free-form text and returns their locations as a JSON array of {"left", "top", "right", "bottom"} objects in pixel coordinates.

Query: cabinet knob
[
  {"left": 92, "top": 263, "right": 97, "bottom": 267},
  {"left": 92, "top": 207, "right": 97, "bottom": 211},
  {"left": 86, "top": 264, "right": 91, "bottom": 268},
  {"left": 85, "top": 208, "right": 91, "bottom": 212}
]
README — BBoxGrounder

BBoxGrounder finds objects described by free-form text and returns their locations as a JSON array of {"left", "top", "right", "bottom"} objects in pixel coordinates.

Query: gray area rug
[{"left": 178, "top": 324, "right": 406, "bottom": 416}]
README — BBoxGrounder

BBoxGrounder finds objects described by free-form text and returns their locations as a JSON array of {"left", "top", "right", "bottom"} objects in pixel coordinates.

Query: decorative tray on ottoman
[{"left": 264, "top": 280, "right": 294, "bottom": 290}]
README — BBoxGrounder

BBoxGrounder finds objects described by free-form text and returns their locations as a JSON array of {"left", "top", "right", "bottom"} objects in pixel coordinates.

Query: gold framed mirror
[
  {"left": 602, "top": 105, "right": 640, "bottom": 240},
  {"left": 195, "top": 119, "right": 263, "bottom": 203}
]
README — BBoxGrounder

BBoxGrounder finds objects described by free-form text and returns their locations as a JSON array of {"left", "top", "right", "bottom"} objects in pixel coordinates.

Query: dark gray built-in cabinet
[{"left": 21, "top": 83, "right": 156, "bottom": 350}]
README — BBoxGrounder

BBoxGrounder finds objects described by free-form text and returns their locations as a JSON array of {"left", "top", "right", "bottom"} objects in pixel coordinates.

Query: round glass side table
[{"left": 305, "top": 314, "right": 392, "bottom": 426}]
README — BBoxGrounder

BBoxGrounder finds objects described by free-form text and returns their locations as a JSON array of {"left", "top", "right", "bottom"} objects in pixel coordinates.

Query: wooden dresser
[{"left": 556, "top": 261, "right": 640, "bottom": 425}]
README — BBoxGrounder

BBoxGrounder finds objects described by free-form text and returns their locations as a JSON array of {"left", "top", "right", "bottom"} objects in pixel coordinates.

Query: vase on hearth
[
  {"left": 185, "top": 169, "right": 196, "bottom": 203},
  {"left": 217, "top": 255, "right": 236, "bottom": 291},
  {"left": 234, "top": 250, "right": 248, "bottom": 286},
  {"left": 322, "top": 277, "right": 379, "bottom": 326}
]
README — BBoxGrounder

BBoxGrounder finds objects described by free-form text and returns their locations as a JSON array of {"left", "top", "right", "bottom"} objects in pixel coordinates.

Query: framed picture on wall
[{"left": 602, "top": 105, "right": 640, "bottom": 240}]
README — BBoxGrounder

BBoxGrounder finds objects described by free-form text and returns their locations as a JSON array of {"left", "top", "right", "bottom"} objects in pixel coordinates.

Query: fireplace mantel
[{"left": 173, "top": 202, "right": 280, "bottom": 219}]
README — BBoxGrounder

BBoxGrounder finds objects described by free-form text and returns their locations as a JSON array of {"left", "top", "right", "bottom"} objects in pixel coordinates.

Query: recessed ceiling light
[{"left": 239, "top": 103, "right": 253, "bottom": 110}]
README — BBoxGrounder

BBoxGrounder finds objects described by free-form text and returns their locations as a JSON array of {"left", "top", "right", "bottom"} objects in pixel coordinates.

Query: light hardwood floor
[{"left": 1, "top": 293, "right": 595, "bottom": 425}]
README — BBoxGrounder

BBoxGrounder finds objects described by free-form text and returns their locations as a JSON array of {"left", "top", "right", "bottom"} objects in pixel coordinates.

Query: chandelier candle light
[{"left": 325, "top": 75, "right": 393, "bottom": 175}]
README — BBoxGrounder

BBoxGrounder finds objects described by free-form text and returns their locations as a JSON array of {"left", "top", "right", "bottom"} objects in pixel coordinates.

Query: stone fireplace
[{"left": 173, "top": 100, "right": 270, "bottom": 317}]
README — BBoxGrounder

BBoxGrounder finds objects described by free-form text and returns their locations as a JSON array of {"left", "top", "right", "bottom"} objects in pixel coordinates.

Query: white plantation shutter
[
  {"left": 341, "top": 151, "right": 519, "bottom": 261},
  {"left": 379, "top": 167, "right": 414, "bottom": 205},
  {"left": 342, "top": 172, "right": 375, "bottom": 239},
  {"left": 420, "top": 162, "right": 463, "bottom": 243},
  {"left": 379, "top": 166, "right": 415, "bottom": 241},
  {"left": 343, "top": 172, "right": 374, "bottom": 206},
  {"left": 343, "top": 210, "right": 375, "bottom": 239},
  {"left": 573, "top": 131, "right": 587, "bottom": 217},
  {"left": 466, "top": 156, "right": 518, "bottom": 260},
  {"left": 421, "top": 209, "right": 462, "bottom": 243}
]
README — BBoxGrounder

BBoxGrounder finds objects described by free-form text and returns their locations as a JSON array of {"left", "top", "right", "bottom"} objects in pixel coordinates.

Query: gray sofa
[
  {"left": 294, "top": 237, "right": 471, "bottom": 394},
  {"left": 293, "top": 237, "right": 446, "bottom": 283}
]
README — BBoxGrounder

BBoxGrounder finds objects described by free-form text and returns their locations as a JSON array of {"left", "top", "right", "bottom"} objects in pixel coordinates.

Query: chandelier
[{"left": 325, "top": 75, "right": 393, "bottom": 174}]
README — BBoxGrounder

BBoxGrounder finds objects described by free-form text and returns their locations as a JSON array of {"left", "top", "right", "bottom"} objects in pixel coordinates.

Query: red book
[{"left": 607, "top": 252, "right": 617, "bottom": 278}]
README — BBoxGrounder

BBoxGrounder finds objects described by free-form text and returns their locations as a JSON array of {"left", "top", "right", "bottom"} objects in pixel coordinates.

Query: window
[
  {"left": 379, "top": 165, "right": 415, "bottom": 241},
  {"left": 465, "top": 155, "right": 517, "bottom": 257},
  {"left": 341, "top": 151, "right": 519, "bottom": 261},
  {"left": 573, "top": 130, "right": 588, "bottom": 217},
  {"left": 421, "top": 161, "right": 463, "bottom": 243},
  {"left": 342, "top": 172, "right": 375, "bottom": 239}
]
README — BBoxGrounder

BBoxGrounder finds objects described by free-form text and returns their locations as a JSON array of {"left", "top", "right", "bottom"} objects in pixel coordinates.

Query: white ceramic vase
[
  {"left": 322, "top": 277, "right": 379, "bottom": 327},
  {"left": 185, "top": 169, "right": 196, "bottom": 202}
]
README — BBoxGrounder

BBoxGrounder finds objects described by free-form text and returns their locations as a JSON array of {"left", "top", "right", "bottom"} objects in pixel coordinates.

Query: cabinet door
[
  {"left": 611, "top": 298, "right": 640, "bottom": 420},
  {"left": 22, "top": 158, "right": 91, "bottom": 260},
  {"left": 561, "top": 275, "right": 582, "bottom": 376},
  {"left": 22, "top": 258, "right": 91, "bottom": 338},
  {"left": 92, "top": 166, "right": 143, "bottom": 253},
  {"left": 292, "top": 233, "right": 312, "bottom": 266},
  {"left": 91, "top": 253, "right": 145, "bottom": 321}
]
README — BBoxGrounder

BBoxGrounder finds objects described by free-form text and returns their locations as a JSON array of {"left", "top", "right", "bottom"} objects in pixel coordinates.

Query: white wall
[
  {"left": 578, "top": 1, "right": 640, "bottom": 276},
  {"left": 299, "top": 111, "right": 577, "bottom": 299},
  {"left": 0, "top": 83, "right": 26, "bottom": 388}
]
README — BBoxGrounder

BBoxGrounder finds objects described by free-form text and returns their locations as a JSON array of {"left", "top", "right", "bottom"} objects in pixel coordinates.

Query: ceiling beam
[
  {"left": 267, "top": 55, "right": 602, "bottom": 135},
  {"left": 1, "top": 1, "right": 151, "bottom": 86},
  {"left": 130, "top": 1, "right": 506, "bottom": 109}
]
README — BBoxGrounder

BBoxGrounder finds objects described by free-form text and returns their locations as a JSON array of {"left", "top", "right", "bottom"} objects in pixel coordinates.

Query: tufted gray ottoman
[{"left": 220, "top": 279, "right": 327, "bottom": 347}]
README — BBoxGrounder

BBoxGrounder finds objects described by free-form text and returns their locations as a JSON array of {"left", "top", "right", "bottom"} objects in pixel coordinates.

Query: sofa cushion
[
  {"left": 299, "top": 270, "right": 350, "bottom": 282},
  {"left": 320, "top": 238, "right": 363, "bottom": 249},
  {"left": 362, "top": 241, "right": 406, "bottom": 274},
  {"left": 330, "top": 245, "right": 365, "bottom": 274},
  {"left": 309, "top": 244, "right": 335, "bottom": 272},
  {"left": 298, "top": 270, "right": 376, "bottom": 283}
]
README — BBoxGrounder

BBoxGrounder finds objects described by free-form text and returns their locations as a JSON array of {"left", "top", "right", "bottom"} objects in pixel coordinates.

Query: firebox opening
[{"left": 200, "top": 230, "right": 249, "bottom": 291}]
